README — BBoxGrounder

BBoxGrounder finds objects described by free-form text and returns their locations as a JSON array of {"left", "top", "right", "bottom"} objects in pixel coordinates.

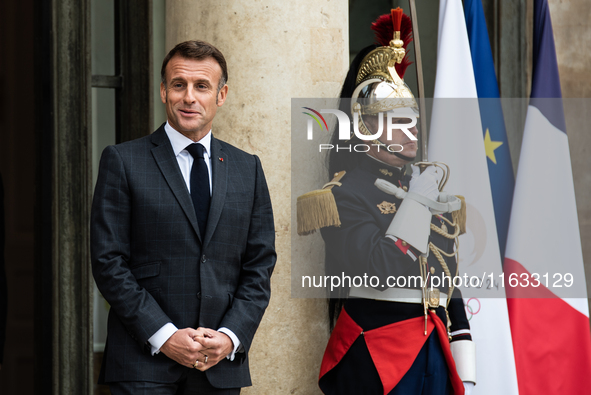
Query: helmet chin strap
[
  {"left": 354, "top": 118, "right": 417, "bottom": 163},
  {"left": 391, "top": 150, "right": 416, "bottom": 162},
  {"left": 371, "top": 138, "right": 416, "bottom": 162}
]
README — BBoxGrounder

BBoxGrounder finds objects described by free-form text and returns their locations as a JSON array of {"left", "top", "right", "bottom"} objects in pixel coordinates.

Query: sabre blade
[{"left": 409, "top": 0, "right": 428, "bottom": 162}]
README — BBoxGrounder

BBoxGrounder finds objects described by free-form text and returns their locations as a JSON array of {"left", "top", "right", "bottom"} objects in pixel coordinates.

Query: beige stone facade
[{"left": 166, "top": 1, "right": 348, "bottom": 393}]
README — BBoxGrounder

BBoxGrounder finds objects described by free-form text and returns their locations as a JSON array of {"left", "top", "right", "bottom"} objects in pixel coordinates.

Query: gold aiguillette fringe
[
  {"left": 296, "top": 171, "right": 346, "bottom": 236},
  {"left": 452, "top": 195, "right": 467, "bottom": 236}
]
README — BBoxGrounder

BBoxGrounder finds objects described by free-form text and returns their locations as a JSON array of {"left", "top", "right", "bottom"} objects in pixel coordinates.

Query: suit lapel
[
  {"left": 150, "top": 127, "right": 202, "bottom": 241},
  {"left": 204, "top": 137, "right": 227, "bottom": 247}
]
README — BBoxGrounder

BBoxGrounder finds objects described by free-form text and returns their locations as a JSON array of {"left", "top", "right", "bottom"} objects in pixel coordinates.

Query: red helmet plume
[{"left": 371, "top": 9, "right": 413, "bottom": 78}]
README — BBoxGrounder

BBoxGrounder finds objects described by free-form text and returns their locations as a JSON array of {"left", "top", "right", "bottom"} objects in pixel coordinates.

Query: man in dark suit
[{"left": 91, "top": 40, "right": 276, "bottom": 394}]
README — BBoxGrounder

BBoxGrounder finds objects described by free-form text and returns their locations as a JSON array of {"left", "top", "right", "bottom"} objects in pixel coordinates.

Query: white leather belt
[
  {"left": 375, "top": 179, "right": 462, "bottom": 214},
  {"left": 349, "top": 287, "right": 448, "bottom": 307}
]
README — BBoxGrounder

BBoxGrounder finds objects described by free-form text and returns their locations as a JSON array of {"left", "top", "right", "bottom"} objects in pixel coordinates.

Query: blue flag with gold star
[{"left": 465, "top": 0, "right": 514, "bottom": 260}]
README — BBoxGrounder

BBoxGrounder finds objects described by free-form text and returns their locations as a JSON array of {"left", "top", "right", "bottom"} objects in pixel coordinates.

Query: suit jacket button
[
  {"left": 201, "top": 255, "right": 207, "bottom": 263},
  {"left": 197, "top": 292, "right": 201, "bottom": 299}
]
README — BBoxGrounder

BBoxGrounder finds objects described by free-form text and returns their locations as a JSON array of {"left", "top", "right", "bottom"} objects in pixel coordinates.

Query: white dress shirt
[{"left": 147, "top": 122, "right": 241, "bottom": 361}]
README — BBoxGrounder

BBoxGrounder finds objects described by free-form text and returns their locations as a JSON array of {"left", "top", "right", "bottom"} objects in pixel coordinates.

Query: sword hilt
[{"left": 414, "top": 161, "right": 450, "bottom": 192}]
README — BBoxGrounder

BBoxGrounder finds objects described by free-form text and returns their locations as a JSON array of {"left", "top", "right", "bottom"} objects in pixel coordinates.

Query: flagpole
[{"left": 408, "top": 0, "right": 428, "bottom": 162}]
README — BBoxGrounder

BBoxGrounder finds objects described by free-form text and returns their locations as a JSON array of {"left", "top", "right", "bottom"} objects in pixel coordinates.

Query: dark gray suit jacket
[{"left": 91, "top": 125, "right": 276, "bottom": 387}]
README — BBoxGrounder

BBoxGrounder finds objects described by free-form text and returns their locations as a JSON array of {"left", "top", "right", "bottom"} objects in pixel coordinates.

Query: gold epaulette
[
  {"left": 296, "top": 171, "right": 346, "bottom": 236},
  {"left": 452, "top": 195, "right": 467, "bottom": 235}
]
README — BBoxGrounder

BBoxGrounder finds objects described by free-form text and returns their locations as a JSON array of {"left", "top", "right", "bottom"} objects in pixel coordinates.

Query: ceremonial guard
[{"left": 297, "top": 9, "right": 476, "bottom": 395}]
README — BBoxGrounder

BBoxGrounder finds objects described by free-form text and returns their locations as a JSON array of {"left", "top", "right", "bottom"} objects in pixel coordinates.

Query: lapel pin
[{"left": 219, "top": 157, "right": 224, "bottom": 162}]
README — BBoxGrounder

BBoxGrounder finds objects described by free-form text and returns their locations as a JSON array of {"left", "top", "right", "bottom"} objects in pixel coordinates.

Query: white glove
[
  {"left": 376, "top": 177, "right": 462, "bottom": 215},
  {"left": 408, "top": 165, "right": 442, "bottom": 202},
  {"left": 463, "top": 381, "right": 475, "bottom": 395},
  {"left": 382, "top": 166, "right": 446, "bottom": 255},
  {"left": 452, "top": 340, "right": 476, "bottom": 384}
]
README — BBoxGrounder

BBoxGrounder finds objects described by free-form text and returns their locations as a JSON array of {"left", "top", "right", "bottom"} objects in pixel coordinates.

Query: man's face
[
  {"left": 160, "top": 55, "right": 228, "bottom": 139},
  {"left": 365, "top": 114, "right": 418, "bottom": 167}
]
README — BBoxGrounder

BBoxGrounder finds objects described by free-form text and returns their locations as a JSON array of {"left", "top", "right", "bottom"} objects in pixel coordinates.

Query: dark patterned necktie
[{"left": 185, "top": 143, "right": 210, "bottom": 238}]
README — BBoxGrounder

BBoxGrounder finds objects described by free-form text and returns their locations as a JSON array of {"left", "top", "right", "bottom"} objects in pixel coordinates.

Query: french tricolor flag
[
  {"left": 430, "top": 1, "right": 519, "bottom": 394},
  {"left": 504, "top": 0, "right": 591, "bottom": 392}
]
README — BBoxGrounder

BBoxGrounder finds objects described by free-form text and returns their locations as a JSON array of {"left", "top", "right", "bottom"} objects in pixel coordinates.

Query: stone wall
[
  {"left": 549, "top": 0, "right": 591, "bottom": 304},
  {"left": 166, "top": 1, "right": 348, "bottom": 393}
]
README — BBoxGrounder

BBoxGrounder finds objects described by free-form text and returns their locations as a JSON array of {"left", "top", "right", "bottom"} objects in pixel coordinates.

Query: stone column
[
  {"left": 549, "top": 0, "right": 591, "bottom": 313},
  {"left": 165, "top": 1, "right": 348, "bottom": 393},
  {"left": 50, "top": 0, "right": 94, "bottom": 393}
]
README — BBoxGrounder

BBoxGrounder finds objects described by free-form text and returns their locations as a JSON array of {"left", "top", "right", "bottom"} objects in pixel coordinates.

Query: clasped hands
[{"left": 160, "top": 327, "right": 234, "bottom": 371}]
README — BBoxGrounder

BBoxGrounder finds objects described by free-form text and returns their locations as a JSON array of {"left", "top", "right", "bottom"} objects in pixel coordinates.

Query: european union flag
[{"left": 465, "top": 0, "right": 515, "bottom": 260}]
